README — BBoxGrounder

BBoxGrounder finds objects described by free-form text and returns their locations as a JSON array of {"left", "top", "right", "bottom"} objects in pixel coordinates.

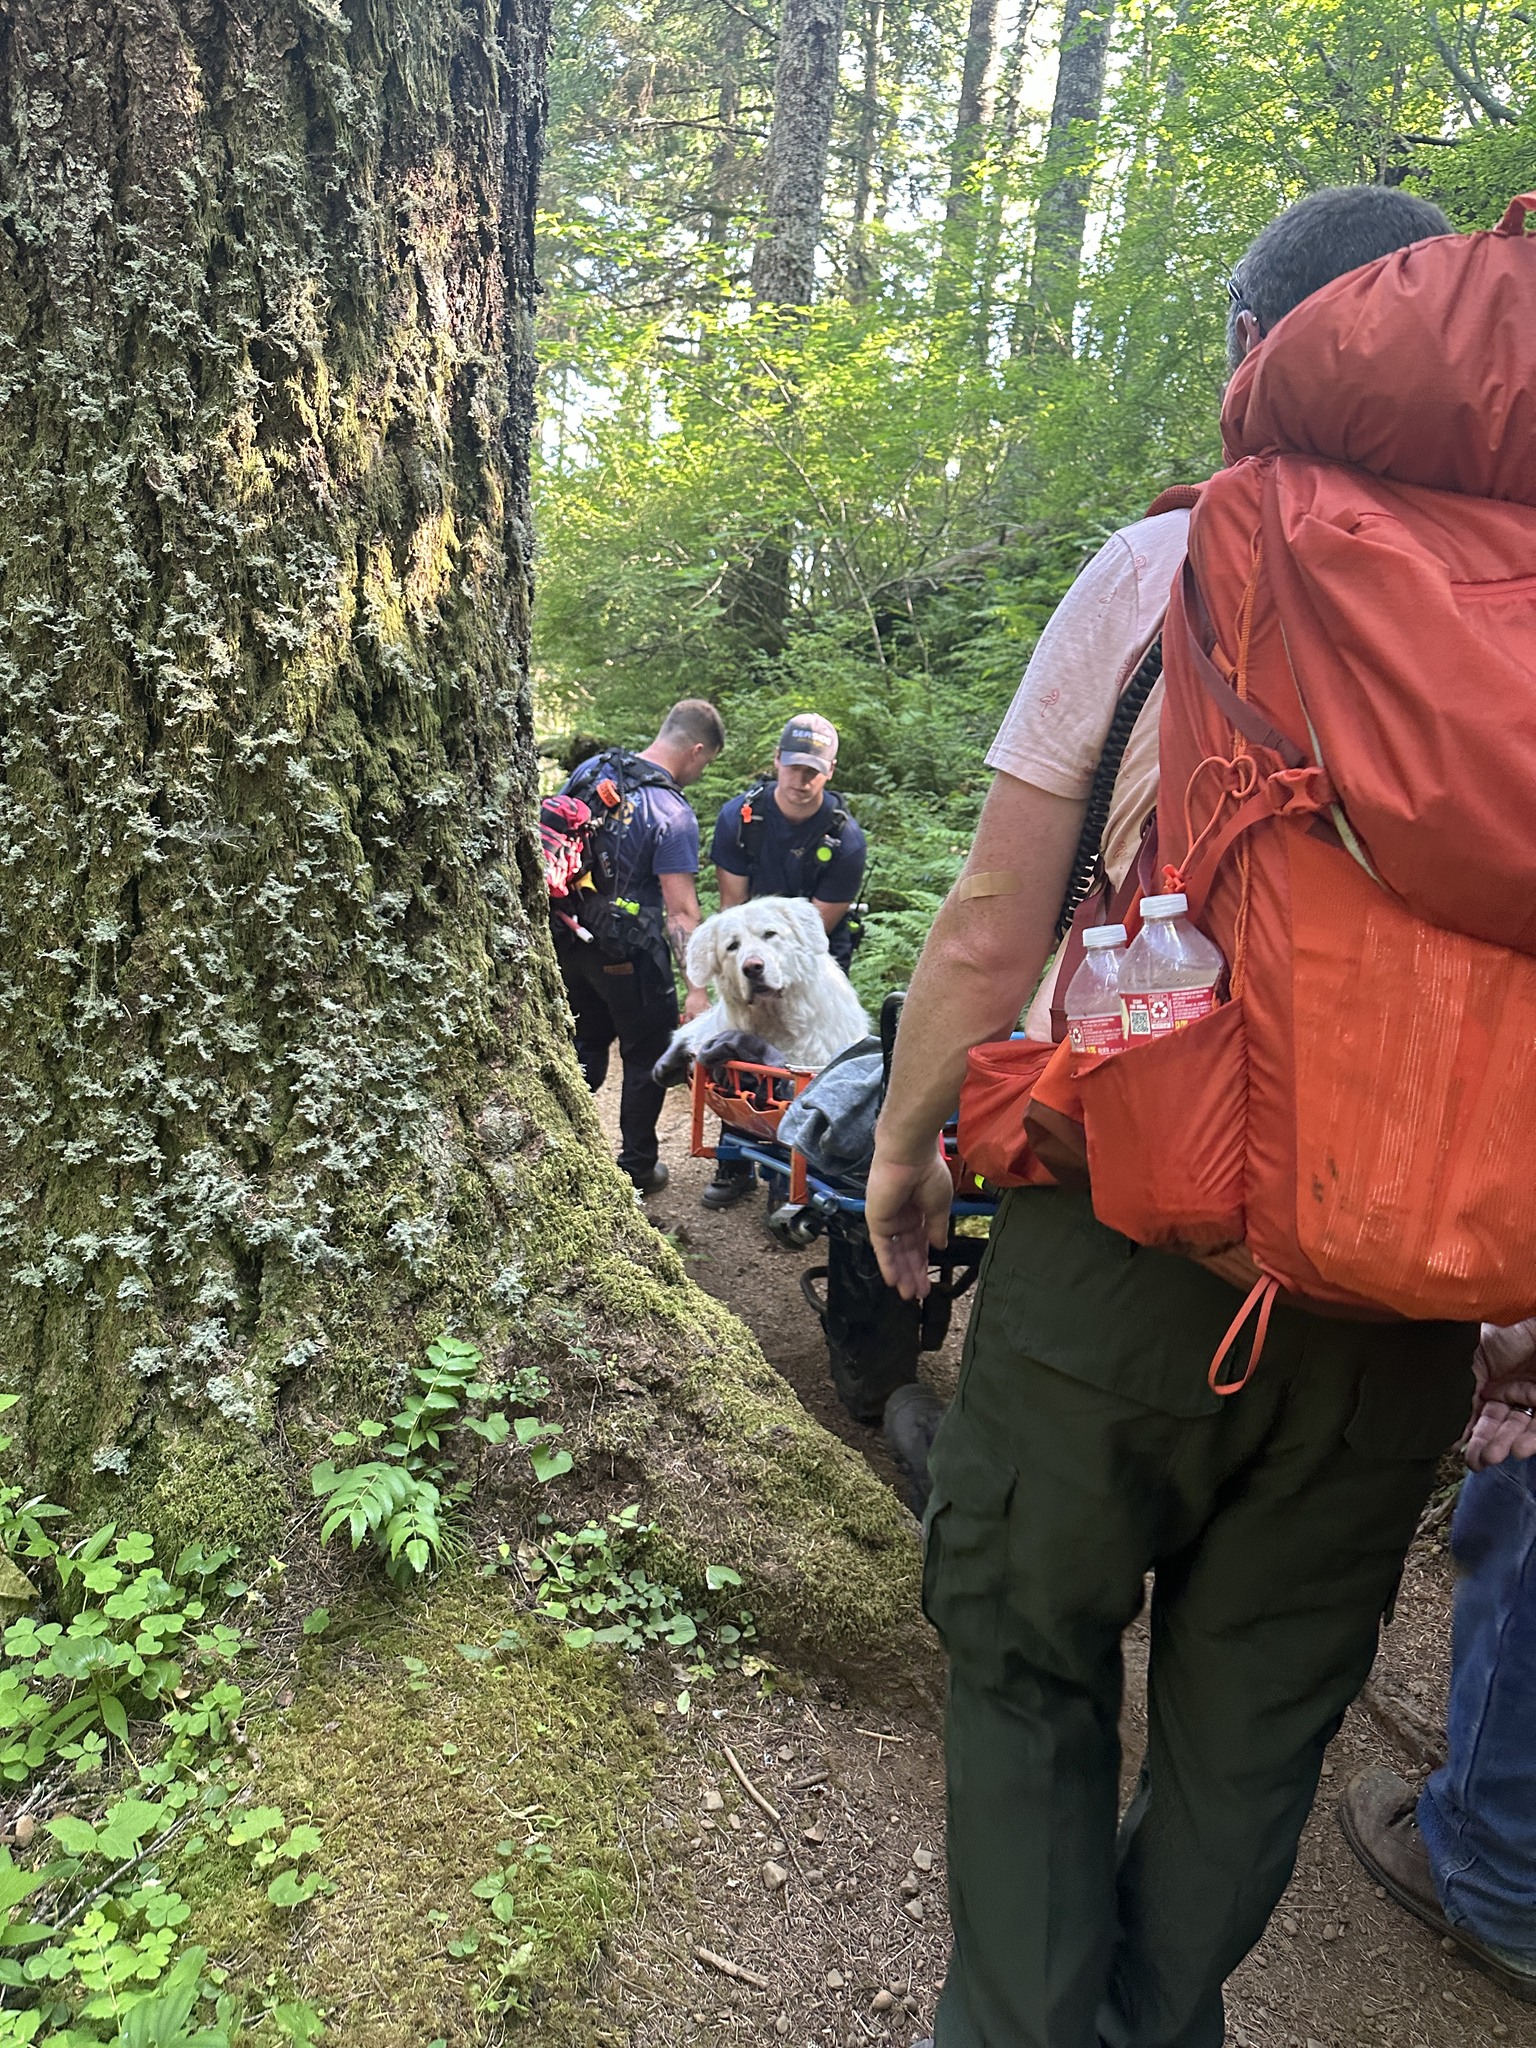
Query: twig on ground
[
  {"left": 721, "top": 1741, "right": 782, "bottom": 1824},
  {"left": 694, "top": 1944, "right": 771, "bottom": 1989},
  {"left": 1358, "top": 1682, "right": 1446, "bottom": 1770}
]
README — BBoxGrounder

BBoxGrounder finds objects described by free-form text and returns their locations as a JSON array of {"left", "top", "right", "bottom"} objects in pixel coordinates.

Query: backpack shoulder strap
[
  {"left": 736, "top": 781, "right": 776, "bottom": 868},
  {"left": 622, "top": 754, "right": 683, "bottom": 795},
  {"left": 1145, "top": 482, "right": 1205, "bottom": 518}
]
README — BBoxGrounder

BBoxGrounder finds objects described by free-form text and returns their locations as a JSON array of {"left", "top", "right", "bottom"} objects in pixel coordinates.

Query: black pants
[
  {"left": 925, "top": 1192, "right": 1476, "bottom": 2048},
  {"left": 556, "top": 938, "right": 678, "bottom": 1179}
]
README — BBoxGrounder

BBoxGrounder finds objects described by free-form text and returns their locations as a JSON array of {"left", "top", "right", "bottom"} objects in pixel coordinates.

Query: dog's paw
[
  {"left": 651, "top": 1040, "right": 694, "bottom": 1090},
  {"left": 696, "top": 1028, "right": 787, "bottom": 1075}
]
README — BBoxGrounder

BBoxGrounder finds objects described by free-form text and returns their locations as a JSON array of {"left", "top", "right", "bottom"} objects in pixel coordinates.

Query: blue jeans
[{"left": 1418, "top": 1456, "right": 1536, "bottom": 1962}]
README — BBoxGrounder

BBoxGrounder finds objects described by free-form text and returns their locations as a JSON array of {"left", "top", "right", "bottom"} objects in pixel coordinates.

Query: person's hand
[
  {"left": 866, "top": 1144, "right": 953, "bottom": 1300},
  {"left": 682, "top": 986, "right": 711, "bottom": 1024},
  {"left": 1463, "top": 1318, "right": 1536, "bottom": 1471}
]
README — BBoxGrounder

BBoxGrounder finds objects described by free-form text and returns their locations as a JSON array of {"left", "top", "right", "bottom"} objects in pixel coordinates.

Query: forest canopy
[{"left": 533, "top": 0, "right": 1535, "bottom": 995}]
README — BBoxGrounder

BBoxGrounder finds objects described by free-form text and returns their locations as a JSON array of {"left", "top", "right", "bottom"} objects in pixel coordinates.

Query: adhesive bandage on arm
[{"left": 956, "top": 870, "right": 1021, "bottom": 903}]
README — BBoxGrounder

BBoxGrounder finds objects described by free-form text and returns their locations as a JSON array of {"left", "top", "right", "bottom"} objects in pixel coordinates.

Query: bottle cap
[
  {"left": 1139, "top": 893, "right": 1189, "bottom": 919},
  {"left": 1082, "top": 923, "right": 1128, "bottom": 949}
]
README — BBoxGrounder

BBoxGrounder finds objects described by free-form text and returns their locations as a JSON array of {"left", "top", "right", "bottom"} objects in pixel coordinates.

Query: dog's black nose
[{"left": 741, "top": 957, "right": 767, "bottom": 981}]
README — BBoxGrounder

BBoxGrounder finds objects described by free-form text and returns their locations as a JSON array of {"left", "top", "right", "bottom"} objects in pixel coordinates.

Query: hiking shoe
[
  {"left": 700, "top": 1160, "right": 755, "bottom": 1210},
  {"left": 1338, "top": 1767, "right": 1536, "bottom": 2003},
  {"left": 630, "top": 1161, "right": 669, "bottom": 1196}
]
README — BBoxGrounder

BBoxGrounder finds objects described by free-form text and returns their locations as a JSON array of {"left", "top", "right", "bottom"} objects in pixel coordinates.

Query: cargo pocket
[
  {"left": 921, "top": 1421, "right": 1017, "bottom": 1687},
  {"left": 1344, "top": 1324, "right": 1477, "bottom": 1463},
  {"left": 1078, "top": 997, "right": 1248, "bottom": 1252}
]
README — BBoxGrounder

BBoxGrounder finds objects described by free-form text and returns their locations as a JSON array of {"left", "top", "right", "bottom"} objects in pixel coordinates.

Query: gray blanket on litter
[{"left": 778, "top": 1037, "right": 883, "bottom": 1184}]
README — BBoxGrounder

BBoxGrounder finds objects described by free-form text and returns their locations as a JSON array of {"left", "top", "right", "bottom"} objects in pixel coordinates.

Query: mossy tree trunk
[
  {"left": 0, "top": 0, "right": 919, "bottom": 1673},
  {"left": 0, "top": 0, "right": 555, "bottom": 1522}
]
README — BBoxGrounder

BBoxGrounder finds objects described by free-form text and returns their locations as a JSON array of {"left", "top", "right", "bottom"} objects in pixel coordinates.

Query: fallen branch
[
  {"left": 694, "top": 1944, "right": 771, "bottom": 1990},
  {"left": 721, "top": 1742, "right": 782, "bottom": 1825},
  {"left": 1358, "top": 1682, "right": 1446, "bottom": 1770}
]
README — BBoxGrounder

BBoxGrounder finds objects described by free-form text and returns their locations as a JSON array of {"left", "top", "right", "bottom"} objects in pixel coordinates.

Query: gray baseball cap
[{"left": 777, "top": 713, "right": 838, "bottom": 771}]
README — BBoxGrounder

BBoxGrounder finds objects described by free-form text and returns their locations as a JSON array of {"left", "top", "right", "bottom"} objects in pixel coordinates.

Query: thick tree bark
[
  {"left": 749, "top": 0, "right": 846, "bottom": 309},
  {"left": 0, "top": 0, "right": 915, "bottom": 1695},
  {"left": 0, "top": 0, "right": 552, "bottom": 1522},
  {"left": 1026, "top": 0, "right": 1117, "bottom": 346}
]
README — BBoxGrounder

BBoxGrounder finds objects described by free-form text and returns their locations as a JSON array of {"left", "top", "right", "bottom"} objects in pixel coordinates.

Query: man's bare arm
[
  {"left": 716, "top": 870, "right": 750, "bottom": 909},
  {"left": 811, "top": 897, "right": 854, "bottom": 938},
  {"left": 660, "top": 870, "right": 711, "bottom": 1021},
  {"left": 868, "top": 771, "right": 1085, "bottom": 1296}
]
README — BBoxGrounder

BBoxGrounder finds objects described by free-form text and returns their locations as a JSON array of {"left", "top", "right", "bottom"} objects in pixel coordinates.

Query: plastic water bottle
[
  {"left": 1064, "top": 924, "right": 1129, "bottom": 1059},
  {"left": 1118, "top": 894, "right": 1226, "bottom": 1042}
]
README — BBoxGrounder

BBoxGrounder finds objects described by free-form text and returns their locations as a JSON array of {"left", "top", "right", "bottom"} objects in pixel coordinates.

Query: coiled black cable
[{"left": 1053, "top": 636, "right": 1163, "bottom": 940}]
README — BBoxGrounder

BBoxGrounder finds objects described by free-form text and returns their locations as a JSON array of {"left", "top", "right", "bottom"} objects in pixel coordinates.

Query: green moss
[
  {"left": 69, "top": 1426, "right": 292, "bottom": 1561},
  {"left": 178, "top": 1578, "right": 654, "bottom": 2045}
]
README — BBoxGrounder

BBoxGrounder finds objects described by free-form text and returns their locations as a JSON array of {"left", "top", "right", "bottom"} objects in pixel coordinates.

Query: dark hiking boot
[
  {"left": 630, "top": 1161, "right": 669, "bottom": 1196},
  {"left": 883, "top": 1382, "right": 947, "bottom": 1516},
  {"left": 1338, "top": 1767, "right": 1536, "bottom": 2003},
  {"left": 700, "top": 1159, "right": 755, "bottom": 1209}
]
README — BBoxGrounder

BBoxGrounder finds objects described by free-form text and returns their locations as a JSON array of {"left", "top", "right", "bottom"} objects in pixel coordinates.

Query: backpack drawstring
[{"left": 1208, "top": 1274, "right": 1281, "bottom": 1396}]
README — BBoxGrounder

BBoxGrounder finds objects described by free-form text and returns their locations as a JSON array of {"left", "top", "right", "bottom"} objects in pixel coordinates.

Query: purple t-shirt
[{"left": 565, "top": 755, "right": 699, "bottom": 912}]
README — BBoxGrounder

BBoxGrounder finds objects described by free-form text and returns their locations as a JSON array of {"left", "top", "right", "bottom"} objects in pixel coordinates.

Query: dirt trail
[{"left": 588, "top": 1079, "right": 1536, "bottom": 2048}]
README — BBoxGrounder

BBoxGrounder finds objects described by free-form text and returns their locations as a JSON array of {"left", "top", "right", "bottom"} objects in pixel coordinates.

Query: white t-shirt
[{"left": 985, "top": 509, "right": 1190, "bottom": 1035}]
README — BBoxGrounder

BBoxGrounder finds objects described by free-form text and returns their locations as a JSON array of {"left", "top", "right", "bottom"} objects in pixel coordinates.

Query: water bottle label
[
  {"left": 1123, "top": 986, "right": 1217, "bottom": 1039},
  {"left": 1068, "top": 1012, "right": 1125, "bottom": 1056}
]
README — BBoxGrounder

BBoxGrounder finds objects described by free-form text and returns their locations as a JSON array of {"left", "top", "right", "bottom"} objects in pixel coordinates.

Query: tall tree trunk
[
  {"left": 0, "top": 0, "right": 908, "bottom": 1655},
  {"left": 944, "top": 0, "right": 1004, "bottom": 225},
  {"left": 727, "top": 0, "right": 845, "bottom": 651},
  {"left": 749, "top": 0, "right": 846, "bottom": 309},
  {"left": 0, "top": 0, "right": 547, "bottom": 1523},
  {"left": 1025, "top": 0, "right": 1117, "bottom": 347},
  {"left": 706, "top": 7, "right": 750, "bottom": 254},
  {"left": 847, "top": 0, "right": 887, "bottom": 300},
  {"left": 934, "top": 0, "right": 1004, "bottom": 338},
  {"left": 975, "top": 0, "right": 1042, "bottom": 352}
]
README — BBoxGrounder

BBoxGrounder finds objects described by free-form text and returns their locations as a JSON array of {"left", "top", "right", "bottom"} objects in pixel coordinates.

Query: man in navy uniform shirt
[{"left": 703, "top": 713, "right": 868, "bottom": 1209}]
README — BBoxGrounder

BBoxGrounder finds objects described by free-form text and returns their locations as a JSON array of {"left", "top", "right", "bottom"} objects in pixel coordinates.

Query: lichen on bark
[
  {"left": 0, "top": 0, "right": 921, "bottom": 1673},
  {"left": 0, "top": 0, "right": 551, "bottom": 1508}
]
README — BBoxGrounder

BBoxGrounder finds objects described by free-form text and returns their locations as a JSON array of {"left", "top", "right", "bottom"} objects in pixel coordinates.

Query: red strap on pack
[
  {"left": 1181, "top": 562, "right": 1306, "bottom": 768},
  {"left": 1147, "top": 483, "right": 1205, "bottom": 518},
  {"left": 1496, "top": 193, "right": 1536, "bottom": 235},
  {"left": 1208, "top": 1275, "right": 1281, "bottom": 1396},
  {"left": 1171, "top": 755, "right": 1334, "bottom": 919}
]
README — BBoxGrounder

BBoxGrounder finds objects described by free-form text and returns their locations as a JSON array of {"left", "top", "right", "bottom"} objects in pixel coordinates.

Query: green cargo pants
[{"left": 923, "top": 1191, "right": 1475, "bottom": 2048}]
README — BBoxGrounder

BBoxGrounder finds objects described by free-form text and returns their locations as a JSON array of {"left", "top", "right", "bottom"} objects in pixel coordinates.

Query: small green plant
[
  {"left": 0, "top": 1395, "right": 329, "bottom": 2043},
  {"left": 519, "top": 1506, "right": 754, "bottom": 1666},
  {"left": 454, "top": 1833, "right": 560, "bottom": 2013},
  {"left": 311, "top": 1337, "right": 571, "bottom": 1585}
]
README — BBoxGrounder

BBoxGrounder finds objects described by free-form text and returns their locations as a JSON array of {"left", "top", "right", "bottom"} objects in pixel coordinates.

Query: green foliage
[
  {"left": 520, "top": 1503, "right": 755, "bottom": 1668},
  {"left": 0, "top": 1460, "right": 330, "bottom": 2043},
  {"left": 0, "top": 1418, "right": 242, "bottom": 1786},
  {"left": 536, "top": 0, "right": 1535, "bottom": 993},
  {"left": 311, "top": 1338, "right": 567, "bottom": 1583}
]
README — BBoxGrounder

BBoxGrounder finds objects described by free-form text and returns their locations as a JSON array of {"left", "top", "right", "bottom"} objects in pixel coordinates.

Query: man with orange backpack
[{"left": 868, "top": 183, "right": 1536, "bottom": 2048}]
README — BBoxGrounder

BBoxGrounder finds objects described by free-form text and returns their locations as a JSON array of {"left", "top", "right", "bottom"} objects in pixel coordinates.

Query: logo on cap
[{"left": 777, "top": 713, "right": 838, "bottom": 770}]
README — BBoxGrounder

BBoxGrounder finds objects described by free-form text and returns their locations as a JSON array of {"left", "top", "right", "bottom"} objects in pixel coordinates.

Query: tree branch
[{"left": 1428, "top": 20, "right": 1516, "bottom": 121}]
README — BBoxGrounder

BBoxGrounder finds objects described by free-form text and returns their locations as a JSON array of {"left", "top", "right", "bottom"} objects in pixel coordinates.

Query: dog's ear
[
  {"left": 784, "top": 897, "right": 828, "bottom": 954},
  {"left": 686, "top": 917, "right": 722, "bottom": 987}
]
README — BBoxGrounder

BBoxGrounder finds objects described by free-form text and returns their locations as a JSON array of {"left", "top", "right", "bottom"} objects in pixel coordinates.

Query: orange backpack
[{"left": 971, "top": 193, "right": 1536, "bottom": 1353}]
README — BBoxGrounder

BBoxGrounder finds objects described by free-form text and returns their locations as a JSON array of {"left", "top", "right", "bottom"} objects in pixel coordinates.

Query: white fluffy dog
[{"left": 655, "top": 896, "right": 871, "bottom": 1080}]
